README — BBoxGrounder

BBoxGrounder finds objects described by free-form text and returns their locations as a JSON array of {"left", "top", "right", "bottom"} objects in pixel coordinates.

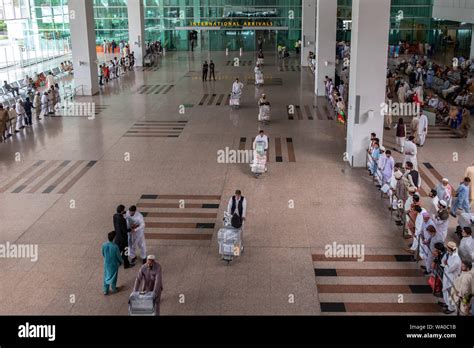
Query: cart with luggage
[
  {"left": 258, "top": 103, "right": 270, "bottom": 124},
  {"left": 255, "top": 71, "right": 264, "bottom": 86},
  {"left": 128, "top": 291, "right": 155, "bottom": 316},
  {"left": 217, "top": 212, "right": 243, "bottom": 264},
  {"left": 229, "top": 91, "right": 241, "bottom": 108},
  {"left": 250, "top": 141, "right": 267, "bottom": 178}
]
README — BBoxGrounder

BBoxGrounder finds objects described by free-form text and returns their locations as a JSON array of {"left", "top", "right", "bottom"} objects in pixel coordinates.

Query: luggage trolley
[
  {"left": 128, "top": 291, "right": 155, "bottom": 316},
  {"left": 250, "top": 141, "right": 267, "bottom": 178},
  {"left": 217, "top": 212, "right": 243, "bottom": 265},
  {"left": 230, "top": 91, "right": 241, "bottom": 109}
]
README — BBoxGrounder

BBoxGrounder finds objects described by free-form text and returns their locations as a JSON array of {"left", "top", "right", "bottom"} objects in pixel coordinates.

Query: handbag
[{"left": 428, "top": 274, "right": 442, "bottom": 293}]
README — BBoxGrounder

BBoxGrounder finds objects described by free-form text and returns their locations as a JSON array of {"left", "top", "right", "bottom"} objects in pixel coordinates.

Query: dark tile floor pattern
[
  {"left": 313, "top": 253, "right": 441, "bottom": 314},
  {"left": 137, "top": 194, "right": 221, "bottom": 241},
  {"left": 0, "top": 160, "right": 97, "bottom": 194}
]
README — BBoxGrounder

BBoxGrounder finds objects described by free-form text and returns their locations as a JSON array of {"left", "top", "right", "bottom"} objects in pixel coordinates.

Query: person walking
[
  {"left": 403, "top": 136, "right": 418, "bottom": 170},
  {"left": 417, "top": 110, "right": 429, "bottom": 147},
  {"left": 451, "top": 177, "right": 472, "bottom": 217},
  {"left": 102, "top": 231, "right": 123, "bottom": 295},
  {"left": 133, "top": 255, "right": 163, "bottom": 315}
]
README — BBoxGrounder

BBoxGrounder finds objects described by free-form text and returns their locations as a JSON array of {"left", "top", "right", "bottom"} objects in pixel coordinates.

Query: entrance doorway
[{"left": 255, "top": 30, "right": 276, "bottom": 52}]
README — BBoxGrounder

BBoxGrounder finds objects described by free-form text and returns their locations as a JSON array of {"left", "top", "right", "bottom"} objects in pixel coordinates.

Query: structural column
[
  {"left": 69, "top": 0, "right": 99, "bottom": 96},
  {"left": 128, "top": 0, "right": 146, "bottom": 67},
  {"left": 470, "top": 24, "right": 474, "bottom": 59},
  {"left": 346, "top": 0, "right": 391, "bottom": 167},
  {"left": 314, "top": 0, "right": 337, "bottom": 95},
  {"left": 301, "top": 0, "right": 316, "bottom": 67}
]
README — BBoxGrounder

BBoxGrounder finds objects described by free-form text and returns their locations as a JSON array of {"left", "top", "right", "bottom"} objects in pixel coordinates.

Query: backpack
[{"left": 231, "top": 213, "right": 242, "bottom": 229}]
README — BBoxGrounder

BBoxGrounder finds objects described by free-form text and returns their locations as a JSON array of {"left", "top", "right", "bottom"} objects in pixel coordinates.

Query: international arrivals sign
[{"left": 188, "top": 20, "right": 274, "bottom": 27}]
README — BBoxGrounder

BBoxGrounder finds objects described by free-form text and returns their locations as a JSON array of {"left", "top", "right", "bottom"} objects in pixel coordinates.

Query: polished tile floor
[{"left": 0, "top": 50, "right": 472, "bottom": 315}]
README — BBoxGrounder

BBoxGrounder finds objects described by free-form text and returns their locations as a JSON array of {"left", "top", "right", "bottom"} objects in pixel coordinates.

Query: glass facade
[
  {"left": 337, "top": 0, "right": 472, "bottom": 55},
  {"left": 0, "top": 0, "right": 471, "bottom": 71}
]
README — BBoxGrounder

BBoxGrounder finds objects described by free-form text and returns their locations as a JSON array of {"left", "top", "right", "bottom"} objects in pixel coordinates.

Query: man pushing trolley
[
  {"left": 230, "top": 78, "right": 244, "bottom": 108},
  {"left": 218, "top": 190, "right": 247, "bottom": 264}
]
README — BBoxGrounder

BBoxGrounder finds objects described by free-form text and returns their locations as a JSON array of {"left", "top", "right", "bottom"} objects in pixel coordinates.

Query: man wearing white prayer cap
[{"left": 133, "top": 253, "right": 163, "bottom": 315}]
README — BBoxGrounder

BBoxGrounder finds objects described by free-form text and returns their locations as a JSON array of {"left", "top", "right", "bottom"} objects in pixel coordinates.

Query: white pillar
[
  {"left": 314, "top": 0, "right": 337, "bottom": 95},
  {"left": 69, "top": 0, "right": 99, "bottom": 96},
  {"left": 470, "top": 24, "right": 474, "bottom": 60},
  {"left": 128, "top": 0, "right": 146, "bottom": 67},
  {"left": 301, "top": 0, "right": 316, "bottom": 67},
  {"left": 346, "top": 0, "right": 391, "bottom": 168}
]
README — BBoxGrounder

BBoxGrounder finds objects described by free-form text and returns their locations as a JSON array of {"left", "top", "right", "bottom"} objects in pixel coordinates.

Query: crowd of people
[
  {"left": 103, "top": 191, "right": 248, "bottom": 315},
  {"left": 367, "top": 133, "right": 474, "bottom": 315},
  {"left": 387, "top": 52, "right": 473, "bottom": 138},
  {"left": 0, "top": 72, "right": 62, "bottom": 142}
]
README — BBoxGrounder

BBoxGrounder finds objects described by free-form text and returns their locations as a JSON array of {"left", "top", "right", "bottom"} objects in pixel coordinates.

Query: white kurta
[
  {"left": 441, "top": 251, "right": 462, "bottom": 311},
  {"left": 126, "top": 211, "right": 147, "bottom": 260},
  {"left": 418, "top": 114, "right": 428, "bottom": 145},
  {"left": 403, "top": 140, "right": 418, "bottom": 170}
]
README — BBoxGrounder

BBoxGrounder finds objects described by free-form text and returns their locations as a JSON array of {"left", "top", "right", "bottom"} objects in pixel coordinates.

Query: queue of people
[
  {"left": 367, "top": 133, "right": 474, "bottom": 315},
  {"left": 99, "top": 52, "right": 135, "bottom": 86},
  {"left": 0, "top": 79, "right": 61, "bottom": 142}
]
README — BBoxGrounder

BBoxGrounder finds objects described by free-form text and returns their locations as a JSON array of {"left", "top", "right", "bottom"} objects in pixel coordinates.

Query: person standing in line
[
  {"left": 380, "top": 149, "right": 395, "bottom": 186},
  {"left": 133, "top": 255, "right": 163, "bottom": 315},
  {"left": 0, "top": 104, "right": 8, "bottom": 142},
  {"left": 15, "top": 99, "right": 25, "bottom": 131},
  {"left": 417, "top": 109, "right": 428, "bottom": 147},
  {"left": 47, "top": 87, "right": 55, "bottom": 114},
  {"left": 209, "top": 60, "right": 216, "bottom": 81},
  {"left": 24, "top": 97, "right": 33, "bottom": 127},
  {"left": 54, "top": 83, "right": 61, "bottom": 109},
  {"left": 436, "top": 178, "right": 454, "bottom": 208},
  {"left": 450, "top": 260, "right": 473, "bottom": 316},
  {"left": 451, "top": 177, "right": 472, "bottom": 217},
  {"left": 440, "top": 241, "right": 462, "bottom": 314},
  {"left": 33, "top": 91, "right": 42, "bottom": 120},
  {"left": 431, "top": 200, "right": 449, "bottom": 241},
  {"left": 126, "top": 205, "right": 147, "bottom": 265},
  {"left": 403, "top": 136, "right": 418, "bottom": 170},
  {"left": 395, "top": 118, "right": 406, "bottom": 153},
  {"left": 102, "top": 231, "right": 123, "bottom": 295},
  {"left": 113, "top": 204, "right": 131, "bottom": 269},
  {"left": 202, "top": 61, "right": 209, "bottom": 81},
  {"left": 7, "top": 106, "right": 17, "bottom": 135}
]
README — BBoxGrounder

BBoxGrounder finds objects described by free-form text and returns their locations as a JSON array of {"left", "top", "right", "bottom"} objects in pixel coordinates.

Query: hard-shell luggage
[
  {"left": 218, "top": 213, "right": 243, "bottom": 264},
  {"left": 128, "top": 291, "right": 155, "bottom": 315},
  {"left": 230, "top": 92, "right": 241, "bottom": 108},
  {"left": 258, "top": 104, "right": 270, "bottom": 122}
]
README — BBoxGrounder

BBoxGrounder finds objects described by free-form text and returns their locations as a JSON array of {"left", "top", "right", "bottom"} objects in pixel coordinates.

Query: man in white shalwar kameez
[
  {"left": 409, "top": 209, "right": 432, "bottom": 259},
  {"left": 126, "top": 205, "right": 147, "bottom": 265},
  {"left": 41, "top": 92, "right": 49, "bottom": 118},
  {"left": 380, "top": 149, "right": 395, "bottom": 185},
  {"left": 440, "top": 242, "right": 462, "bottom": 314},
  {"left": 418, "top": 111, "right": 428, "bottom": 146},
  {"left": 431, "top": 200, "right": 449, "bottom": 241},
  {"left": 403, "top": 136, "right": 418, "bottom": 170}
]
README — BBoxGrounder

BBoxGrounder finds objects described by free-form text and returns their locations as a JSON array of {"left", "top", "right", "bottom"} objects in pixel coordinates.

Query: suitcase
[
  {"left": 255, "top": 73, "right": 264, "bottom": 85},
  {"left": 229, "top": 93, "right": 240, "bottom": 107},
  {"left": 129, "top": 291, "right": 155, "bottom": 315},
  {"left": 258, "top": 105, "right": 270, "bottom": 122},
  {"left": 251, "top": 152, "right": 267, "bottom": 175}
]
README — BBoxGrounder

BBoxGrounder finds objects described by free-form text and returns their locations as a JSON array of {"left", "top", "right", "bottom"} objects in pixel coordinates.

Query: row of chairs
[{"left": 0, "top": 64, "right": 73, "bottom": 108}]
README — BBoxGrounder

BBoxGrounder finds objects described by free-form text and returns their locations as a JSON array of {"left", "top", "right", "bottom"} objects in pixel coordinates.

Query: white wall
[{"left": 432, "top": 0, "right": 474, "bottom": 23}]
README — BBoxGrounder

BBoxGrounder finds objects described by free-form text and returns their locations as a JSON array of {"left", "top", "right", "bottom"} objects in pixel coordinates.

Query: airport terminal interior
[{"left": 0, "top": 0, "right": 473, "bottom": 317}]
